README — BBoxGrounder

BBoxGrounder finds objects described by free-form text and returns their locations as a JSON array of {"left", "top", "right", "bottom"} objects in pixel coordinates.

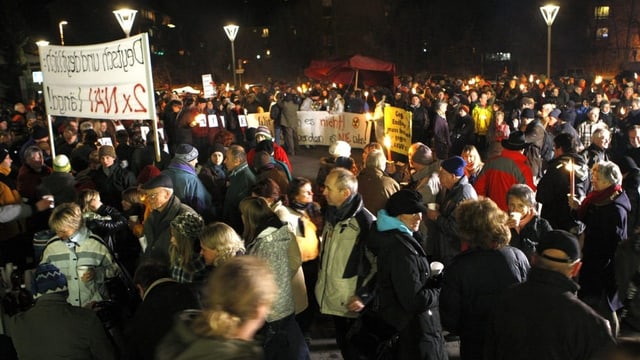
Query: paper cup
[
  {"left": 77, "top": 265, "right": 95, "bottom": 281},
  {"left": 129, "top": 215, "right": 139, "bottom": 223},
  {"left": 509, "top": 212, "right": 522, "bottom": 226},
  {"left": 139, "top": 236, "right": 148, "bottom": 252},
  {"left": 430, "top": 261, "right": 444, "bottom": 275},
  {"left": 42, "top": 195, "right": 55, "bottom": 208},
  {"left": 427, "top": 203, "right": 439, "bottom": 211}
]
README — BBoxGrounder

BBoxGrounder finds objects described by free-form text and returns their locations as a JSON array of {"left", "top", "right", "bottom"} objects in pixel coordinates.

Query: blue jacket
[{"left": 163, "top": 160, "right": 212, "bottom": 218}]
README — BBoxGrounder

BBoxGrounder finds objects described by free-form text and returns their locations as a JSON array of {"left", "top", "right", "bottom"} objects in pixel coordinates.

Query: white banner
[
  {"left": 247, "top": 111, "right": 370, "bottom": 149},
  {"left": 202, "top": 73, "right": 216, "bottom": 98},
  {"left": 38, "top": 33, "right": 156, "bottom": 120}
]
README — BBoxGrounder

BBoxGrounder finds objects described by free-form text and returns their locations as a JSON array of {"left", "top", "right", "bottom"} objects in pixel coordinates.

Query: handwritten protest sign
[
  {"left": 383, "top": 106, "right": 412, "bottom": 155},
  {"left": 38, "top": 33, "right": 155, "bottom": 120},
  {"left": 247, "top": 111, "right": 370, "bottom": 149}
]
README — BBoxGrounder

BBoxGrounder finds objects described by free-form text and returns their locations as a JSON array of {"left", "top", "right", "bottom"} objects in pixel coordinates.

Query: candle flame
[{"left": 383, "top": 135, "right": 391, "bottom": 149}]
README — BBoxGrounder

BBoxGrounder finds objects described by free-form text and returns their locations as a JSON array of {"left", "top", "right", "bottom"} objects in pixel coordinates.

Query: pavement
[{"left": 286, "top": 145, "right": 461, "bottom": 359}]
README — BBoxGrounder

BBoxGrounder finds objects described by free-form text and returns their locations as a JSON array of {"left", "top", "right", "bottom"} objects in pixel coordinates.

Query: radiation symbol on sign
[{"left": 352, "top": 117, "right": 360, "bottom": 129}]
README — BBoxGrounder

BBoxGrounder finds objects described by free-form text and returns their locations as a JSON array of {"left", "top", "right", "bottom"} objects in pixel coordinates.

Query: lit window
[
  {"left": 595, "top": 6, "right": 610, "bottom": 19},
  {"left": 596, "top": 27, "right": 609, "bottom": 39}
]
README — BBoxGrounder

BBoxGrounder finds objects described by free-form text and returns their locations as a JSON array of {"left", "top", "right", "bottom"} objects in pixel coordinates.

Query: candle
[
  {"left": 383, "top": 135, "right": 392, "bottom": 161},
  {"left": 568, "top": 159, "right": 575, "bottom": 198}
]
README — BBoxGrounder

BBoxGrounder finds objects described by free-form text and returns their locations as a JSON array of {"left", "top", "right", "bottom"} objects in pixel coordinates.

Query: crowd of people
[{"left": 1, "top": 72, "right": 640, "bottom": 359}]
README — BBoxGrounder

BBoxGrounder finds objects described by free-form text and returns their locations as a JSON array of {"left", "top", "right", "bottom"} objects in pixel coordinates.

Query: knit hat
[
  {"left": 411, "top": 144, "right": 434, "bottom": 165},
  {"left": 441, "top": 156, "right": 467, "bottom": 177},
  {"left": 31, "top": 263, "right": 68, "bottom": 299},
  {"left": 536, "top": 230, "right": 581, "bottom": 263},
  {"left": 549, "top": 108, "right": 562, "bottom": 119},
  {"left": 211, "top": 143, "right": 226, "bottom": 155},
  {"left": 386, "top": 189, "right": 427, "bottom": 217},
  {"left": 170, "top": 212, "right": 204, "bottom": 242},
  {"left": 0, "top": 144, "right": 9, "bottom": 163},
  {"left": 255, "top": 126, "right": 273, "bottom": 141},
  {"left": 521, "top": 108, "right": 535, "bottom": 119},
  {"left": 174, "top": 144, "right": 199, "bottom": 162},
  {"left": 98, "top": 145, "right": 116, "bottom": 158},
  {"left": 329, "top": 140, "right": 351, "bottom": 158},
  {"left": 32, "top": 125, "right": 49, "bottom": 140},
  {"left": 501, "top": 131, "right": 527, "bottom": 151},
  {"left": 53, "top": 154, "right": 71, "bottom": 173},
  {"left": 141, "top": 173, "right": 173, "bottom": 190}
]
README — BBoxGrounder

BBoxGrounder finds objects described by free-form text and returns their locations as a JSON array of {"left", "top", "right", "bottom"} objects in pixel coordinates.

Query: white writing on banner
[
  {"left": 38, "top": 33, "right": 155, "bottom": 120},
  {"left": 247, "top": 112, "right": 370, "bottom": 149}
]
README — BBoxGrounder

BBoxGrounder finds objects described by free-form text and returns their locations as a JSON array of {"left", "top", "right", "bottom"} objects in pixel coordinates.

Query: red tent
[{"left": 304, "top": 54, "right": 396, "bottom": 88}]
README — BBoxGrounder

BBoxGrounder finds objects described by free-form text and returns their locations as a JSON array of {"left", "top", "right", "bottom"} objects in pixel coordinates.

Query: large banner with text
[
  {"left": 38, "top": 33, "right": 156, "bottom": 120},
  {"left": 247, "top": 111, "right": 372, "bottom": 149}
]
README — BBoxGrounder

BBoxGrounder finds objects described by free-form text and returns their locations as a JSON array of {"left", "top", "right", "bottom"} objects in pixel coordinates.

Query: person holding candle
[
  {"left": 537, "top": 133, "right": 590, "bottom": 234},
  {"left": 568, "top": 160, "right": 630, "bottom": 335}
]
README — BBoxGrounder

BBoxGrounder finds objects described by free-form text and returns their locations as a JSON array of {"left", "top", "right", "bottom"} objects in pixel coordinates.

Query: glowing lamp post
[
  {"left": 540, "top": 4, "right": 559, "bottom": 79},
  {"left": 58, "top": 21, "right": 68, "bottom": 45},
  {"left": 224, "top": 25, "right": 239, "bottom": 89},
  {"left": 113, "top": 9, "right": 138, "bottom": 37}
]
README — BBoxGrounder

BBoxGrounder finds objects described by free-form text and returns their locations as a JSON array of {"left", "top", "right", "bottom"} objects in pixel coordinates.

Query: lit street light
[
  {"left": 540, "top": 4, "right": 559, "bottom": 79},
  {"left": 113, "top": 9, "right": 138, "bottom": 38},
  {"left": 224, "top": 24, "right": 239, "bottom": 89},
  {"left": 58, "top": 20, "right": 68, "bottom": 45}
]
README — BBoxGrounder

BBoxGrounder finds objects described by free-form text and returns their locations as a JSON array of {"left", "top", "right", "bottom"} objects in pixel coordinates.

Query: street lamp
[
  {"left": 540, "top": 4, "right": 560, "bottom": 79},
  {"left": 113, "top": 9, "right": 138, "bottom": 37},
  {"left": 224, "top": 24, "right": 239, "bottom": 89},
  {"left": 58, "top": 21, "right": 68, "bottom": 45}
]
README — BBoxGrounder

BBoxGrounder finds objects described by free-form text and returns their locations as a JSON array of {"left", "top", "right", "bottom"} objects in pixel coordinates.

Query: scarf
[{"left": 577, "top": 184, "right": 622, "bottom": 219}]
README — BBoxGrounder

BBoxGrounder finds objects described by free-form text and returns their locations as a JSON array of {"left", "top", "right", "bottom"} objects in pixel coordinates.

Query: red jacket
[{"left": 473, "top": 149, "right": 535, "bottom": 211}]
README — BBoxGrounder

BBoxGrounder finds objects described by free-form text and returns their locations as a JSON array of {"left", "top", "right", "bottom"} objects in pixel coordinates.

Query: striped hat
[{"left": 31, "top": 263, "right": 68, "bottom": 299}]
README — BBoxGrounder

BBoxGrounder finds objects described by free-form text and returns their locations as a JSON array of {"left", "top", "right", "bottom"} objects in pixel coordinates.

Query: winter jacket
[
  {"left": 536, "top": 153, "right": 590, "bottom": 232},
  {"left": 440, "top": 246, "right": 530, "bottom": 360},
  {"left": 163, "top": 159, "right": 212, "bottom": 218},
  {"left": 485, "top": 268, "right": 614, "bottom": 360},
  {"left": 432, "top": 176, "right": 477, "bottom": 264},
  {"left": 368, "top": 210, "right": 447, "bottom": 360},
  {"left": 126, "top": 278, "right": 199, "bottom": 360},
  {"left": 9, "top": 293, "right": 116, "bottom": 360},
  {"left": 0, "top": 166, "right": 25, "bottom": 240},
  {"left": 157, "top": 310, "right": 263, "bottom": 360},
  {"left": 223, "top": 162, "right": 256, "bottom": 234},
  {"left": 316, "top": 194, "right": 375, "bottom": 318},
  {"left": 509, "top": 215, "right": 552, "bottom": 263},
  {"left": 142, "top": 195, "right": 196, "bottom": 264},
  {"left": 474, "top": 149, "right": 535, "bottom": 211},
  {"left": 432, "top": 113, "right": 451, "bottom": 160},
  {"left": 38, "top": 171, "right": 78, "bottom": 205},
  {"left": 577, "top": 188, "right": 630, "bottom": 303},
  {"left": 90, "top": 161, "right": 137, "bottom": 209},
  {"left": 357, "top": 167, "right": 400, "bottom": 216},
  {"left": 247, "top": 142, "right": 292, "bottom": 173}
]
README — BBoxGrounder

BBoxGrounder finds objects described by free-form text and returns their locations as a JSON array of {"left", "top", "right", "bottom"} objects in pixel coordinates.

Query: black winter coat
[
  {"left": 440, "top": 246, "right": 529, "bottom": 360},
  {"left": 485, "top": 268, "right": 614, "bottom": 360},
  {"left": 368, "top": 224, "right": 447, "bottom": 360}
]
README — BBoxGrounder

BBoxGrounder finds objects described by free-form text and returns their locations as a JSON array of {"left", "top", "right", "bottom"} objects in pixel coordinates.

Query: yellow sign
[{"left": 384, "top": 106, "right": 412, "bottom": 155}]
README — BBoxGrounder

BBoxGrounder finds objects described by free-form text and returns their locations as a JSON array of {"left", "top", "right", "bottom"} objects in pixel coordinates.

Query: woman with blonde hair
[
  {"left": 157, "top": 256, "right": 277, "bottom": 359},
  {"left": 239, "top": 196, "right": 309, "bottom": 359},
  {"left": 440, "top": 198, "right": 529, "bottom": 359},
  {"left": 460, "top": 144, "right": 484, "bottom": 185},
  {"left": 199, "top": 222, "right": 245, "bottom": 267}
]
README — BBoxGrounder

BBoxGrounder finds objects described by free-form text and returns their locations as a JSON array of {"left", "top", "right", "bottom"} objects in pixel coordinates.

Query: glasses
[{"left": 141, "top": 191, "right": 162, "bottom": 201}]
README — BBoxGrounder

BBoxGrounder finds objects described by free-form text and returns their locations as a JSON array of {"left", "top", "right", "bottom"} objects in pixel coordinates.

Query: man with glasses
[{"left": 140, "top": 173, "right": 197, "bottom": 264}]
